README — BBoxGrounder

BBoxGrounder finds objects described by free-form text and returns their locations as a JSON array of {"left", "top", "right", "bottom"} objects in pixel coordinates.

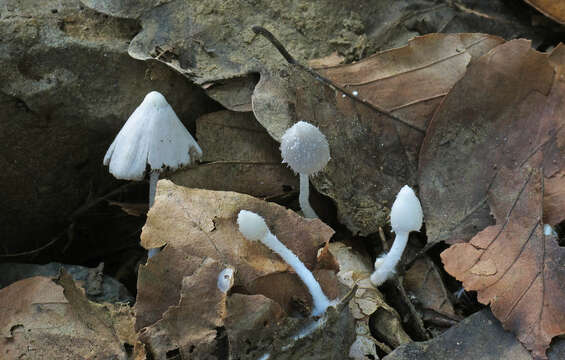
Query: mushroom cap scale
[
  {"left": 390, "top": 185, "right": 423, "bottom": 233},
  {"left": 280, "top": 121, "right": 330, "bottom": 175},
  {"left": 104, "top": 91, "right": 203, "bottom": 180}
]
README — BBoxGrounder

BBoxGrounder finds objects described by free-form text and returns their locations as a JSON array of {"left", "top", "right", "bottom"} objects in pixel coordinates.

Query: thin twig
[
  {"left": 337, "top": 283, "right": 358, "bottom": 312},
  {"left": 378, "top": 226, "right": 389, "bottom": 252},
  {"left": 251, "top": 26, "right": 425, "bottom": 134},
  {"left": 393, "top": 276, "right": 430, "bottom": 340},
  {"left": 0, "top": 230, "right": 65, "bottom": 257},
  {"left": 0, "top": 182, "right": 137, "bottom": 257}
]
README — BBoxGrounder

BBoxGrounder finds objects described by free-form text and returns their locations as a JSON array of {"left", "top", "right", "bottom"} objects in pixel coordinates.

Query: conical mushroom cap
[
  {"left": 280, "top": 121, "right": 330, "bottom": 175},
  {"left": 390, "top": 185, "right": 423, "bottom": 233},
  {"left": 103, "top": 91, "right": 203, "bottom": 180}
]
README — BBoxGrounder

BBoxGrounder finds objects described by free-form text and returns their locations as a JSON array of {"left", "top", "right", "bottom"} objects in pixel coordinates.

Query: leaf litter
[
  {"left": 136, "top": 180, "right": 358, "bottom": 358},
  {"left": 253, "top": 33, "right": 504, "bottom": 236},
  {"left": 420, "top": 40, "right": 565, "bottom": 358}
]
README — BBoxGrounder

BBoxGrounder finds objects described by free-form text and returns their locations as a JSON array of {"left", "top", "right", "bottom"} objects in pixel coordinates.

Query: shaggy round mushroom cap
[
  {"left": 103, "top": 91, "right": 203, "bottom": 180},
  {"left": 280, "top": 121, "right": 330, "bottom": 175},
  {"left": 390, "top": 185, "right": 423, "bottom": 233},
  {"left": 237, "top": 210, "right": 269, "bottom": 241}
]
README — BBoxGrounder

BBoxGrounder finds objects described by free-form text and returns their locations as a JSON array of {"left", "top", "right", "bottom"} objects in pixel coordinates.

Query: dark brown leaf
[
  {"left": 139, "top": 258, "right": 233, "bottom": 359},
  {"left": 170, "top": 110, "right": 298, "bottom": 199},
  {"left": 384, "top": 310, "right": 532, "bottom": 360},
  {"left": 419, "top": 40, "right": 565, "bottom": 245},
  {"left": 403, "top": 257, "right": 457, "bottom": 318},
  {"left": 253, "top": 33, "right": 503, "bottom": 235},
  {"left": 524, "top": 0, "right": 565, "bottom": 24},
  {"left": 441, "top": 165, "right": 565, "bottom": 359}
]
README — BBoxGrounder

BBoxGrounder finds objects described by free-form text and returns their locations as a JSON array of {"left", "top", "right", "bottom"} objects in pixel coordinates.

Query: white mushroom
[
  {"left": 280, "top": 121, "right": 330, "bottom": 219},
  {"left": 237, "top": 210, "right": 334, "bottom": 316},
  {"left": 370, "top": 185, "right": 423, "bottom": 286},
  {"left": 104, "top": 91, "right": 202, "bottom": 257}
]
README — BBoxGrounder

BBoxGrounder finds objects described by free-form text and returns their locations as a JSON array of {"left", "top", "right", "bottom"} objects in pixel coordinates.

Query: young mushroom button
[
  {"left": 280, "top": 121, "right": 330, "bottom": 219},
  {"left": 103, "top": 91, "right": 203, "bottom": 258},
  {"left": 370, "top": 185, "right": 423, "bottom": 286}
]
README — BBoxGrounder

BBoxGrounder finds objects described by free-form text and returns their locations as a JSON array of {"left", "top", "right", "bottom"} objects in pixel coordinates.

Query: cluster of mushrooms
[{"left": 103, "top": 91, "right": 424, "bottom": 317}]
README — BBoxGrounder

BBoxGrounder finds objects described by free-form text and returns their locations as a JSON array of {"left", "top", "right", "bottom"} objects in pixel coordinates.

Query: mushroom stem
[
  {"left": 148, "top": 170, "right": 161, "bottom": 259},
  {"left": 299, "top": 173, "right": 318, "bottom": 219},
  {"left": 370, "top": 231, "right": 409, "bottom": 286},
  {"left": 148, "top": 170, "right": 160, "bottom": 208},
  {"left": 261, "top": 231, "right": 331, "bottom": 316}
]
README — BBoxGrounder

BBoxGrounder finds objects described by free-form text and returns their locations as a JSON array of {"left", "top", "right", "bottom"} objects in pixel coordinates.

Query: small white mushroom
[
  {"left": 217, "top": 268, "right": 235, "bottom": 293},
  {"left": 237, "top": 210, "right": 334, "bottom": 316},
  {"left": 280, "top": 121, "right": 330, "bottom": 219},
  {"left": 370, "top": 185, "right": 423, "bottom": 286},
  {"left": 104, "top": 91, "right": 202, "bottom": 257}
]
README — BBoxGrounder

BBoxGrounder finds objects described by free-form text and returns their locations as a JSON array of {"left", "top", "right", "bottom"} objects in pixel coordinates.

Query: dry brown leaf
[
  {"left": 139, "top": 258, "right": 233, "bottom": 358},
  {"left": 253, "top": 33, "right": 504, "bottom": 235},
  {"left": 137, "top": 179, "right": 338, "bottom": 325},
  {"left": 524, "top": 0, "right": 565, "bottom": 24},
  {"left": 0, "top": 272, "right": 134, "bottom": 359},
  {"left": 225, "top": 293, "right": 285, "bottom": 355},
  {"left": 329, "top": 242, "right": 411, "bottom": 357},
  {"left": 171, "top": 162, "right": 297, "bottom": 199},
  {"left": 544, "top": 170, "right": 565, "bottom": 226},
  {"left": 419, "top": 40, "right": 565, "bottom": 245},
  {"left": 403, "top": 257, "right": 457, "bottom": 318},
  {"left": 441, "top": 164, "right": 565, "bottom": 359},
  {"left": 171, "top": 110, "right": 298, "bottom": 198},
  {"left": 197, "top": 110, "right": 282, "bottom": 163}
]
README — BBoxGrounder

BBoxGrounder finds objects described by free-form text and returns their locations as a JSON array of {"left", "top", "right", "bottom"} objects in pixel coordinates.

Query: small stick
[
  {"left": 251, "top": 26, "right": 425, "bottom": 134},
  {"left": 336, "top": 283, "right": 358, "bottom": 312},
  {"left": 378, "top": 226, "right": 389, "bottom": 252}
]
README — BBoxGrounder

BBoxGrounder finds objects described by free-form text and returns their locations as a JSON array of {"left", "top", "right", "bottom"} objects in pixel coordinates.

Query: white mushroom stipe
[
  {"left": 280, "top": 121, "right": 330, "bottom": 219},
  {"left": 370, "top": 185, "right": 423, "bottom": 286},
  {"left": 237, "top": 210, "right": 333, "bottom": 316},
  {"left": 299, "top": 173, "right": 317, "bottom": 219},
  {"left": 217, "top": 268, "right": 235, "bottom": 293},
  {"left": 103, "top": 91, "right": 203, "bottom": 258}
]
